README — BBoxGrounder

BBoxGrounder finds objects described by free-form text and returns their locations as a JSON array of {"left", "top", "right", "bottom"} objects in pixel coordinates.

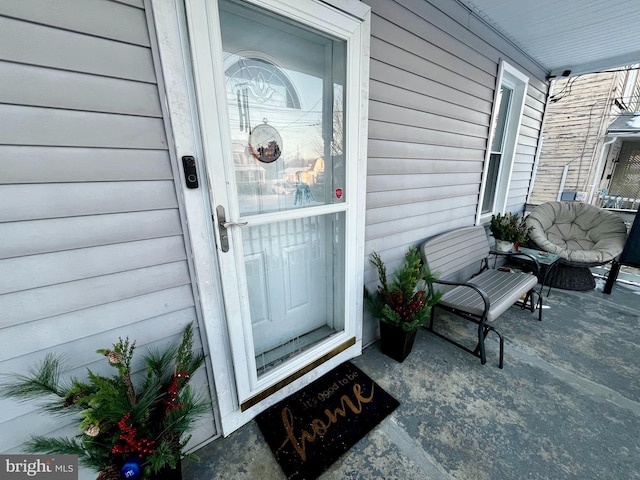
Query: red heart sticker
[{"left": 335, "top": 188, "right": 343, "bottom": 199}]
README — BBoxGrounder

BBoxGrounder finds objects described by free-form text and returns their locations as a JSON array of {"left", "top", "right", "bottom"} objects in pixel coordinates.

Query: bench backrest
[{"left": 420, "top": 226, "right": 490, "bottom": 281}]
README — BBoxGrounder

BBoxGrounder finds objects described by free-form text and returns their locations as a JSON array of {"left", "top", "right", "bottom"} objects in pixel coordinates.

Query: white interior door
[{"left": 185, "top": 0, "right": 368, "bottom": 405}]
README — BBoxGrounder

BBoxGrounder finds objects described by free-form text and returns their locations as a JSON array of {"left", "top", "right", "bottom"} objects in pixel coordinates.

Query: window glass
[
  {"left": 220, "top": 7, "right": 346, "bottom": 217},
  {"left": 490, "top": 86, "right": 512, "bottom": 153}
]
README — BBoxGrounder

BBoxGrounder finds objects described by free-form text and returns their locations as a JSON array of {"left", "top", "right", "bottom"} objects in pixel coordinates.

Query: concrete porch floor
[{"left": 184, "top": 278, "right": 640, "bottom": 480}]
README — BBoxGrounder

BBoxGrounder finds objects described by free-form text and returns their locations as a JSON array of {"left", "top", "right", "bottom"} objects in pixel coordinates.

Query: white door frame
[{"left": 148, "top": 0, "right": 370, "bottom": 435}]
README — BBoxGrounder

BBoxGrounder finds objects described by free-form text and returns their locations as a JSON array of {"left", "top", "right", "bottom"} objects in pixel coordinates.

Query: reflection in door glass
[{"left": 220, "top": 2, "right": 346, "bottom": 216}]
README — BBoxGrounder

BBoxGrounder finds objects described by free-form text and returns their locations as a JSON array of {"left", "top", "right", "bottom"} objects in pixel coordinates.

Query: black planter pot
[
  {"left": 152, "top": 460, "right": 182, "bottom": 480},
  {"left": 97, "top": 460, "right": 182, "bottom": 480},
  {"left": 379, "top": 322, "right": 417, "bottom": 363}
]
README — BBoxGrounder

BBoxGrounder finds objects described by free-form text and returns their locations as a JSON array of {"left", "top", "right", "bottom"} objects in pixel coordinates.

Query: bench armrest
[{"left": 432, "top": 279, "right": 491, "bottom": 316}]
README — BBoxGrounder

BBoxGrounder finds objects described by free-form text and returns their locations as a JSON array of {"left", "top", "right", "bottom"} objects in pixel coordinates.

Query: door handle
[
  {"left": 216, "top": 205, "right": 247, "bottom": 252},
  {"left": 221, "top": 221, "right": 249, "bottom": 229}
]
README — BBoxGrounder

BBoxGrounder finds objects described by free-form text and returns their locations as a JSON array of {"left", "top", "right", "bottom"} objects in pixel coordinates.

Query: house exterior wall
[
  {"left": 628, "top": 80, "right": 640, "bottom": 111},
  {"left": 0, "top": 0, "right": 553, "bottom": 462},
  {"left": 361, "top": 0, "right": 548, "bottom": 344},
  {"left": 0, "top": 0, "right": 217, "bottom": 473},
  {"left": 619, "top": 65, "right": 640, "bottom": 112},
  {"left": 529, "top": 67, "right": 640, "bottom": 206}
]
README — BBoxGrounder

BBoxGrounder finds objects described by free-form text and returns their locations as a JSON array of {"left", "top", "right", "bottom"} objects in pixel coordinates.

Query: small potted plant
[
  {"left": 489, "top": 212, "right": 532, "bottom": 252},
  {"left": 0, "top": 324, "right": 209, "bottom": 480},
  {"left": 364, "top": 246, "right": 442, "bottom": 362}
]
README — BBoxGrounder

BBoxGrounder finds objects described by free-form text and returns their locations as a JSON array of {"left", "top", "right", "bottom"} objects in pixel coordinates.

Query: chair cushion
[
  {"left": 526, "top": 202, "right": 628, "bottom": 264},
  {"left": 439, "top": 269, "right": 538, "bottom": 322}
]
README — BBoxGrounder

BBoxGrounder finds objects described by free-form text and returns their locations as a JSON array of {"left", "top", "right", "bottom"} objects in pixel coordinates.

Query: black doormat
[{"left": 255, "top": 361, "right": 399, "bottom": 480}]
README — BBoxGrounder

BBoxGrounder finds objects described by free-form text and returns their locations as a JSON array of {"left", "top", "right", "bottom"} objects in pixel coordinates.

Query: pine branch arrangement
[
  {"left": 0, "top": 324, "right": 209, "bottom": 480},
  {"left": 364, "top": 246, "right": 443, "bottom": 332}
]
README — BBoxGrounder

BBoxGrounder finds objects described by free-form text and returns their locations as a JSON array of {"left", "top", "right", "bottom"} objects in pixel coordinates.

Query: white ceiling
[{"left": 457, "top": 0, "right": 640, "bottom": 78}]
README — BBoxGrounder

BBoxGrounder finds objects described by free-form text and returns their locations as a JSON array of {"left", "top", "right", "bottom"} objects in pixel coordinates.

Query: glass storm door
[{"left": 185, "top": 0, "right": 367, "bottom": 405}]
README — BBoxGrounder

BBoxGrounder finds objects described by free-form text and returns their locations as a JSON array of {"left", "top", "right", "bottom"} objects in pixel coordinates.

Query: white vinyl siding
[
  {"left": 0, "top": 0, "right": 216, "bottom": 473},
  {"left": 362, "top": 0, "right": 547, "bottom": 344}
]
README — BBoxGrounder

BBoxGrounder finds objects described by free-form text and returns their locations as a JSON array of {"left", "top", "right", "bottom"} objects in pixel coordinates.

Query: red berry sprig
[
  {"left": 111, "top": 412, "right": 156, "bottom": 458},
  {"left": 164, "top": 372, "right": 189, "bottom": 417},
  {"left": 381, "top": 289, "right": 428, "bottom": 324}
]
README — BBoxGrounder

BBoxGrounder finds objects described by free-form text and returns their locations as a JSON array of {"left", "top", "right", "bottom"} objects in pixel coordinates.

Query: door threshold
[
  {"left": 256, "top": 326, "right": 338, "bottom": 376},
  {"left": 241, "top": 336, "right": 355, "bottom": 411}
]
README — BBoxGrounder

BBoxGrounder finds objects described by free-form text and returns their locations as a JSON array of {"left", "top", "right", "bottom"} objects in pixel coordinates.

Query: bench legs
[
  {"left": 522, "top": 288, "right": 543, "bottom": 321},
  {"left": 426, "top": 307, "right": 504, "bottom": 369},
  {"left": 473, "top": 323, "right": 504, "bottom": 369},
  {"left": 425, "top": 287, "right": 540, "bottom": 368}
]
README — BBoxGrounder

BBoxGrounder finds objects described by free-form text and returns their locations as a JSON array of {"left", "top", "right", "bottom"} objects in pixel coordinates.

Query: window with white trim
[{"left": 478, "top": 61, "right": 528, "bottom": 222}]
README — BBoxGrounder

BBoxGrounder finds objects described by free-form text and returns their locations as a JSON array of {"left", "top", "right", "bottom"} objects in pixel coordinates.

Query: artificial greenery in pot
[
  {"left": 489, "top": 212, "right": 532, "bottom": 250},
  {"left": 364, "top": 246, "right": 442, "bottom": 362},
  {"left": 0, "top": 324, "right": 209, "bottom": 480}
]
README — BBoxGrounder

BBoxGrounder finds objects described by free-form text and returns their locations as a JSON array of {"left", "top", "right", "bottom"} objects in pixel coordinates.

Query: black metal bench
[{"left": 420, "top": 226, "right": 541, "bottom": 368}]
